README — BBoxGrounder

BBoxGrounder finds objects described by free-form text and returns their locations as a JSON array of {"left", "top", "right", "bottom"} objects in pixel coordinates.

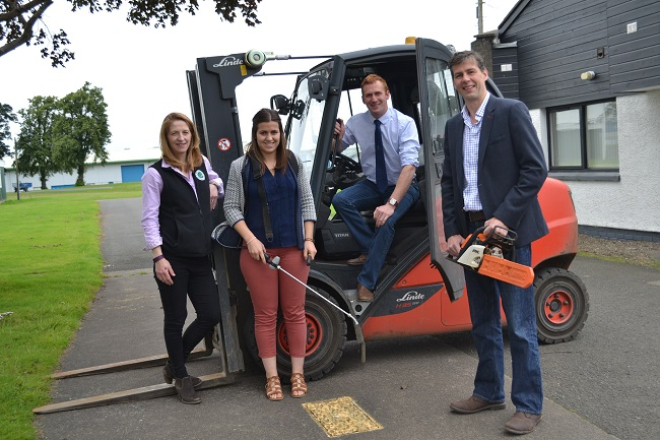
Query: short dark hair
[{"left": 448, "top": 51, "right": 487, "bottom": 73}]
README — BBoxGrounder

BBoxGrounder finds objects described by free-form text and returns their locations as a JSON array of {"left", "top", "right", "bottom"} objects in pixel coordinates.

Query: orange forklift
[
  {"left": 191, "top": 37, "right": 588, "bottom": 380},
  {"left": 35, "top": 38, "right": 588, "bottom": 414}
]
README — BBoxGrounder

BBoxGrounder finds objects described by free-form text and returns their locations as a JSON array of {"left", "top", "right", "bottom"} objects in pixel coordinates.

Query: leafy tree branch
[
  {"left": 0, "top": 0, "right": 262, "bottom": 66},
  {"left": 0, "top": 102, "right": 18, "bottom": 160}
]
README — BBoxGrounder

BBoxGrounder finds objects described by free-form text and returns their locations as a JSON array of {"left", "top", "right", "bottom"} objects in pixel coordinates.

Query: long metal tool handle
[
  {"left": 265, "top": 254, "right": 359, "bottom": 326},
  {"left": 276, "top": 265, "right": 359, "bottom": 327}
]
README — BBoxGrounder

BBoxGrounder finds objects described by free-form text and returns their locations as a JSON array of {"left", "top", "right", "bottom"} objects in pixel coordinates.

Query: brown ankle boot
[
  {"left": 174, "top": 376, "right": 201, "bottom": 404},
  {"left": 163, "top": 362, "right": 202, "bottom": 388}
]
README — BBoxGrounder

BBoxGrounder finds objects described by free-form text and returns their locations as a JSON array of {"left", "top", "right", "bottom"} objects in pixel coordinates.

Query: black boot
[
  {"left": 174, "top": 376, "right": 201, "bottom": 404},
  {"left": 163, "top": 362, "right": 202, "bottom": 388}
]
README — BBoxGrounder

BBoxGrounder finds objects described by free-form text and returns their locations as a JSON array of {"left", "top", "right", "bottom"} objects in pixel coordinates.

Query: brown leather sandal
[
  {"left": 290, "top": 373, "right": 308, "bottom": 398},
  {"left": 265, "top": 376, "right": 283, "bottom": 401}
]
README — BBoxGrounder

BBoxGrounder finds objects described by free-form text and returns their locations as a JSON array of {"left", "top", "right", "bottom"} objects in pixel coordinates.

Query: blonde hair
[{"left": 159, "top": 112, "right": 202, "bottom": 173}]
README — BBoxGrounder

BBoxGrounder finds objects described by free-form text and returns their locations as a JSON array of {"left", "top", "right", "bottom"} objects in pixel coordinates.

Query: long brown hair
[
  {"left": 246, "top": 108, "right": 289, "bottom": 174},
  {"left": 159, "top": 112, "right": 202, "bottom": 173}
]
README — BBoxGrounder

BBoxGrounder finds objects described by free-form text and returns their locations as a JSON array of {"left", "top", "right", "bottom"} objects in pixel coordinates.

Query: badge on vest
[{"left": 195, "top": 170, "right": 206, "bottom": 181}]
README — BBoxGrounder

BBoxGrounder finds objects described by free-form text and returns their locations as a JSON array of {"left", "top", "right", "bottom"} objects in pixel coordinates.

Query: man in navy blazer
[{"left": 441, "top": 51, "right": 548, "bottom": 435}]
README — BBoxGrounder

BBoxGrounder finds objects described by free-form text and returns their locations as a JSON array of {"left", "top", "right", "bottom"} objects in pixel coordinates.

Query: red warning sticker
[{"left": 217, "top": 138, "right": 232, "bottom": 151}]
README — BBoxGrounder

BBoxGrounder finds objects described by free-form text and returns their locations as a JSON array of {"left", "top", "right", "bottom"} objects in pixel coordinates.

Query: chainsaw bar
[{"left": 478, "top": 254, "right": 534, "bottom": 288}]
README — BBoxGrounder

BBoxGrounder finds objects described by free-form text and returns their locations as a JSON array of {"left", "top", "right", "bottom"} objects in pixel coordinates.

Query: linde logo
[
  {"left": 213, "top": 56, "right": 244, "bottom": 68},
  {"left": 397, "top": 291, "right": 425, "bottom": 302}
]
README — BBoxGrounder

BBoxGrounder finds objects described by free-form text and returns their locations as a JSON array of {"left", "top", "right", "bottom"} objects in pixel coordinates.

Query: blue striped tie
[{"left": 374, "top": 119, "right": 388, "bottom": 192}]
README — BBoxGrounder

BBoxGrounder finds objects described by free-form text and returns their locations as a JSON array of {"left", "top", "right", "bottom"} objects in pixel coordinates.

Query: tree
[
  {"left": 0, "top": 102, "right": 18, "bottom": 160},
  {"left": 0, "top": 0, "right": 262, "bottom": 67},
  {"left": 52, "top": 82, "right": 111, "bottom": 186},
  {"left": 17, "top": 95, "right": 61, "bottom": 189}
]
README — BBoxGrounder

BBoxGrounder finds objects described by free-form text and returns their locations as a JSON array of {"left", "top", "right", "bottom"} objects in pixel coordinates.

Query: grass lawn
[{"left": 0, "top": 183, "right": 142, "bottom": 440}]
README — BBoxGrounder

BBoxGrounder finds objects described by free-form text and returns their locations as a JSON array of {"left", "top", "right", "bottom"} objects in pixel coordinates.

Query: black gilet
[{"left": 151, "top": 160, "right": 212, "bottom": 258}]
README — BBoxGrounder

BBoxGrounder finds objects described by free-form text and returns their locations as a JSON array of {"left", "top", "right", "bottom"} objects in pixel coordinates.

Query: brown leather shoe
[
  {"left": 347, "top": 254, "right": 368, "bottom": 265},
  {"left": 449, "top": 396, "right": 506, "bottom": 414},
  {"left": 356, "top": 283, "right": 374, "bottom": 302},
  {"left": 504, "top": 411, "right": 541, "bottom": 435}
]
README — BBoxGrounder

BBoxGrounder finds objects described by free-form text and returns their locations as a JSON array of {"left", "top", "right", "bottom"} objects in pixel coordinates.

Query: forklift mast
[
  {"left": 186, "top": 52, "right": 279, "bottom": 376},
  {"left": 187, "top": 53, "right": 267, "bottom": 225}
]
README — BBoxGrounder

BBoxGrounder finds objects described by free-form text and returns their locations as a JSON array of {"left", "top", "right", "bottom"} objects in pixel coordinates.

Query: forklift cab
[{"left": 269, "top": 38, "right": 505, "bottom": 300}]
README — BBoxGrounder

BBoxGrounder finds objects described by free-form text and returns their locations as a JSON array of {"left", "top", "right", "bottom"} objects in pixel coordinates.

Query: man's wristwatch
[{"left": 388, "top": 198, "right": 398, "bottom": 208}]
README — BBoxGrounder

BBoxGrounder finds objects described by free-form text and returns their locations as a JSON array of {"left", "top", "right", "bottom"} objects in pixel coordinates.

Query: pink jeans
[{"left": 240, "top": 246, "right": 309, "bottom": 358}]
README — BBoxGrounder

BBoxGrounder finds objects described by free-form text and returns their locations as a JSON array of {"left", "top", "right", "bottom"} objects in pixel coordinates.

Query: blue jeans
[
  {"left": 464, "top": 238, "right": 543, "bottom": 415},
  {"left": 332, "top": 179, "right": 420, "bottom": 290}
]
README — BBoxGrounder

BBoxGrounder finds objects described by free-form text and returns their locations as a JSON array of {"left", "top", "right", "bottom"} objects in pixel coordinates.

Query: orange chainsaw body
[{"left": 456, "top": 227, "right": 534, "bottom": 288}]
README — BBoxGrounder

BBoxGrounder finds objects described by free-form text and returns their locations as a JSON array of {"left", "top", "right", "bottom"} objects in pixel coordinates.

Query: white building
[{"left": 3, "top": 146, "right": 161, "bottom": 191}]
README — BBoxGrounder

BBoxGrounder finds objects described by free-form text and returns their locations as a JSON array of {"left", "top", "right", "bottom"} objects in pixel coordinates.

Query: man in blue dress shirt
[
  {"left": 333, "top": 74, "right": 420, "bottom": 302},
  {"left": 442, "top": 50, "right": 546, "bottom": 435}
]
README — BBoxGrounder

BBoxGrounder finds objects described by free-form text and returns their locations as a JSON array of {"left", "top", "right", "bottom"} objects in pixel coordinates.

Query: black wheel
[
  {"left": 534, "top": 267, "right": 589, "bottom": 344},
  {"left": 244, "top": 287, "right": 347, "bottom": 381}
]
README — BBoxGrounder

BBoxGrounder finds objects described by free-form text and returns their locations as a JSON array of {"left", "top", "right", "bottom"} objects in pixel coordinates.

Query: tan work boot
[
  {"left": 449, "top": 396, "right": 506, "bottom": 414},
  {"left": 504, "top": 411, "right": 541, "bottom": 435},
  {"left": 347, "top": 254, "right": 368, "bottom": 265}
]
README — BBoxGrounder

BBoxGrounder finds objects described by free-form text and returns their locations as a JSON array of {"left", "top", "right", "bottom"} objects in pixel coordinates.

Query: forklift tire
[
  {"left": 244, "top": 287, "right": 348, "bottom": 381},
  {"left": 534, "top": 267, "right": 589, "bottom": 344}
]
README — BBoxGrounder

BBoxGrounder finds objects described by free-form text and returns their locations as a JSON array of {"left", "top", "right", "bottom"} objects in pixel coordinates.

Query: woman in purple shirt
[{"left": 141, "top": 112, "right": 223, "bottom": 404}]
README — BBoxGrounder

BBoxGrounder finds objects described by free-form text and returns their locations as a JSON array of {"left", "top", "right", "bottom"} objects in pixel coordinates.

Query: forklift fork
[
  {"left": 33, "top": 332, "right": 236, "bottom": 415},
  {"left": 34, "top": 249, "right": 244, "bottom": 415},
  {"left": 50, "top": 334, "right": 214, "bottom": 380}
]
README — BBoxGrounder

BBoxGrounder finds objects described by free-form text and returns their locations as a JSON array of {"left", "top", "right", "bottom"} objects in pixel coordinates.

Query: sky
[{"left": 0, "top": 0, "right": 519, "bottom": 166}]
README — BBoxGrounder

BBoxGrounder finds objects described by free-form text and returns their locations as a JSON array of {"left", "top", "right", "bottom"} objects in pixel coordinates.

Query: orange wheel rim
[
  {"left": 277, "top": 313, "right": 323, "bottom": 356},
  {"left": 543, "top": 291, "right": 574, "bottom": 325}
]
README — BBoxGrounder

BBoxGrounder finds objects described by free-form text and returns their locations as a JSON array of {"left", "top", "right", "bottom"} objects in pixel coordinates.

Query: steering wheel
[{"left": 331, "top": 153, "right": 362, "bottom": 188}]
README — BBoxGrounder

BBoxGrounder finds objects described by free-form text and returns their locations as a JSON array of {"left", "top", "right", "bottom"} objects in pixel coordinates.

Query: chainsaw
[{"left": 451, "top": 225, "right": 535, "bottom": 289}]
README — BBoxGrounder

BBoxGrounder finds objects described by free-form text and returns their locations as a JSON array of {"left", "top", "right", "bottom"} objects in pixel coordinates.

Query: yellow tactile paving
[{"left": 302, "top": 396, "right": 384, "bottom": 437}]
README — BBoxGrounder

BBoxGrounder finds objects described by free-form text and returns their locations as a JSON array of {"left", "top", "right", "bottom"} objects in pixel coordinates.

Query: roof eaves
[{"left": 498, "top": 0, "right": 534, "bottom": 37}]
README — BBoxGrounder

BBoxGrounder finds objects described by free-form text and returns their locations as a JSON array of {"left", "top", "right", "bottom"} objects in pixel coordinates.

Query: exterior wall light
[{"left": 581, "top": 71, "right": 597, "bottom": 80}]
